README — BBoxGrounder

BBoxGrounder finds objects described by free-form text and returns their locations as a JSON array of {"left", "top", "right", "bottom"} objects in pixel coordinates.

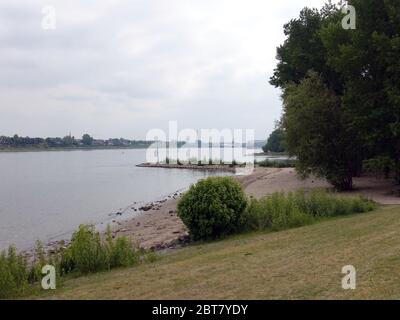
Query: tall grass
[
  {"left": 61, "top": 225, "right": 139, "bottom": 274},
  {"left": 0, "top": 246, "right": 29, "bottom": 298},
  {"left": 0, "top": 224, "right": 142, "bottom": 299},
  {"left": 288, "top": 190, "right": 376, "bottom": 217},
  {"left": 243, "top": 190, "right": 376, "bottom": 232}
]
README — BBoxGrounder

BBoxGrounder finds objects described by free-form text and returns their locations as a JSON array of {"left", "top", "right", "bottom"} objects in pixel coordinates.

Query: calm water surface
[{"left": 0, "top": 149, "right": 229, "bottom": 250}]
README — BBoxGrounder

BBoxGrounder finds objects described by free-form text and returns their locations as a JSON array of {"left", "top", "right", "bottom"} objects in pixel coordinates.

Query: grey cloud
[{"left": 0, "top": 0, "right": 327, "bottom": 139}]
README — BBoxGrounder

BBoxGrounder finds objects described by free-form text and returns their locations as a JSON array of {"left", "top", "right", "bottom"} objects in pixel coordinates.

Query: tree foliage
[
  {"left": 283, "top": 72, "right": 357, "bottom": 190},
  {"left": 270, "top": 0, "right": 400, "bottom": 189},
  {"left": 263, "top": 128, "right": 286, "bottom": 153},
  {"left": 81, "top": 134, "right": 94, "bottom": 146}
]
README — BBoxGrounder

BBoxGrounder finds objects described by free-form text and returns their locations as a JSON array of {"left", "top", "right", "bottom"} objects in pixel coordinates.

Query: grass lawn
[{"left": 33, "top": 205, "right": 400, "bottom": 300}]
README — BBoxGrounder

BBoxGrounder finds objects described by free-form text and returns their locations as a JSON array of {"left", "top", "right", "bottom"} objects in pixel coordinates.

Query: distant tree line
[
  {"left": 263, "top": 127, "right": 286, "bottom": 153},
  {"left": 0, "top": 134, "right": 154, "bottom": 149},
  {"left": 270, "top": 0, "right": 400, "bottom": 190}
]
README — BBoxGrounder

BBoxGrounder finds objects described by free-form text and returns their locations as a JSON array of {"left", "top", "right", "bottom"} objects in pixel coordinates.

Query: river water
[{"left": 0, "top": 148, "right": 236, "bottom": 250}]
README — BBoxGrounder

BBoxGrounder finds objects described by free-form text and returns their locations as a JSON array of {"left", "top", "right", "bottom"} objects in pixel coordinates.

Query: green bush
[
  {"left": 363, "top": 156, "right": 395, "bottom": 179},
  {"left": 243, "top": 193, "right": 314, "bottom": 232},
  {"left": 178, "top": 177, "right": 248, "bottom": 240},
  {"left": 61, "top": 225, "right": 110, "bottom": 274},
  {"left": 267, "top": 193, "right": 314, "bottom": 230},
  {"left": 0, "top": 246, "right": 29, "bottom": 299},
  {"left": 0, "top": 224, "right": 141, "bottom": 299},
  {"left": 243, "top": 197, "right": 272, "bottom": 231},
  {"left": 291, "top": 190, "right": 376, "bottom": 217},
  {"left": 29, "top": 241, "right": 49, "bottom": 283},
  {"left": 106, "top": 227, "right": 138, "bottom": 268},
  {"left": 61, "top": 225, "right": 138, "bottom": 274},
  {"left": 243, "top": 190, "right": 376, "bottom": 232},
  {"left": 0, "top": 241, "right": 65, "bottom": 299},
  {"left": 257, "top": 159, "right": 297, "bottom": 168}
]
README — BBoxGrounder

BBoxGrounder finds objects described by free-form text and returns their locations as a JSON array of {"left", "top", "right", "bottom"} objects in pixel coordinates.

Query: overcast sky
[{"left": 0, "top": 0, "right": 327, "bottom": 140}]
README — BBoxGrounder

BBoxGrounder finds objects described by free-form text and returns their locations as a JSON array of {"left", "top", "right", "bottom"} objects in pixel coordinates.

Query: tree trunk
[
  {"left": 334, "top": 176, "right": 353, "bottom": 191},
  {"left": 394, "top": 161, "right": 400, "bottom": 185}
]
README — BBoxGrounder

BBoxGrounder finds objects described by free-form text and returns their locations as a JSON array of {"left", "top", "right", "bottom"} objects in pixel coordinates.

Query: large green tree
[
  {"left": 321, "top": 0, "right": 400, "bottom": 182},
  {"left": 270, "top": 0, "right": 400, "bottom": 189},
  {"left": 270, "top": 2, "right": 357, "bottom": 190},
  {"left": 283, "top": 72, "right": 357, "bottom": 190},
  {"left": 270, "top": 3, "right": 344, "bottom": 94},
  {"left": 270, "top": 8, "right": 325, "bottom": 88}
]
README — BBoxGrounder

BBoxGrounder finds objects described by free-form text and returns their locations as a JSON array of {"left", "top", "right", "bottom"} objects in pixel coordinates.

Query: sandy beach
[{"left": 112, "top": 167, "right": 400, "bottom": 250}]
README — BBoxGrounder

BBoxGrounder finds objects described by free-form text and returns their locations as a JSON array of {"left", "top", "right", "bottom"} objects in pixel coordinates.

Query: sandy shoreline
[
  {"left": 21, "top": 167, "right": 400, "bottom": 257},
  {"left": 111, "top": 167, "right": 400, "bottom": 251}
]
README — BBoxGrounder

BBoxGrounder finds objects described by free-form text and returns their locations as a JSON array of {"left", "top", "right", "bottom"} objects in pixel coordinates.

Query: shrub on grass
[
  {"left": 29, "top": 240, "right": 48, "bottom": 283},
  {"left": 0, "top": 225, "right": 141, "bottom": 299},
  {"left": 60, "top": 225, "right": 139, "bottom": 274},
  {"left": 0, "top": 241, "right": 66, "bottom": 299},
  {"left": 349, "top": 196, "right": 376, "bottom": 213},
  {"left": 0, "top": 253, "right": 15, "bottom": 298},
  {"left": 243, "top": 192, "right": 314, "bottom": 232},
  {"left": 268, "top": 193, "right": 315, "bottom": 230},
  {"left": 243, "top": 190, "right": 376, "bottom": 232},
  {"left": 106, "top": 227, "right": 138, "bottom": 268},
  {"left": 291, "top": 190, "right": 376, "bottom": 217},
  {"left": 61, "top": 225, "right": 110, "bottom": 274},
  {"left": 257, "top": 159, "right": 297, "bottom": 168},
  {"left": 109, "top": 237, "right": 137, "bottom": 268},
  {"left": 178, "top": 177, "right": 247, "bottom": 240},
  {"left": 243, "top": 197, "right": 272, "bottom": 231},
  {"left": 0, "top": 246, "right": 29, "bottom": 299}
]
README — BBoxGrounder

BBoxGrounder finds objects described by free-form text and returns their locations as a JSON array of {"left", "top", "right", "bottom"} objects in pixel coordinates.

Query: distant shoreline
[
  {"left": 253, "top": 152, "right": 288, "bottom": 157},
  {"left": 0, "top": 146, "right": 150, "bottom": 153},
  {"left": 136, "top": 163, "right": 237, "bottom": 172}
]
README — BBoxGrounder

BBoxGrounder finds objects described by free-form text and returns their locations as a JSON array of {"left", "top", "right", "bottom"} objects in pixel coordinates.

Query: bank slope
[{"left": 36, "top": 206, "right": 400, "bottom": 300}]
